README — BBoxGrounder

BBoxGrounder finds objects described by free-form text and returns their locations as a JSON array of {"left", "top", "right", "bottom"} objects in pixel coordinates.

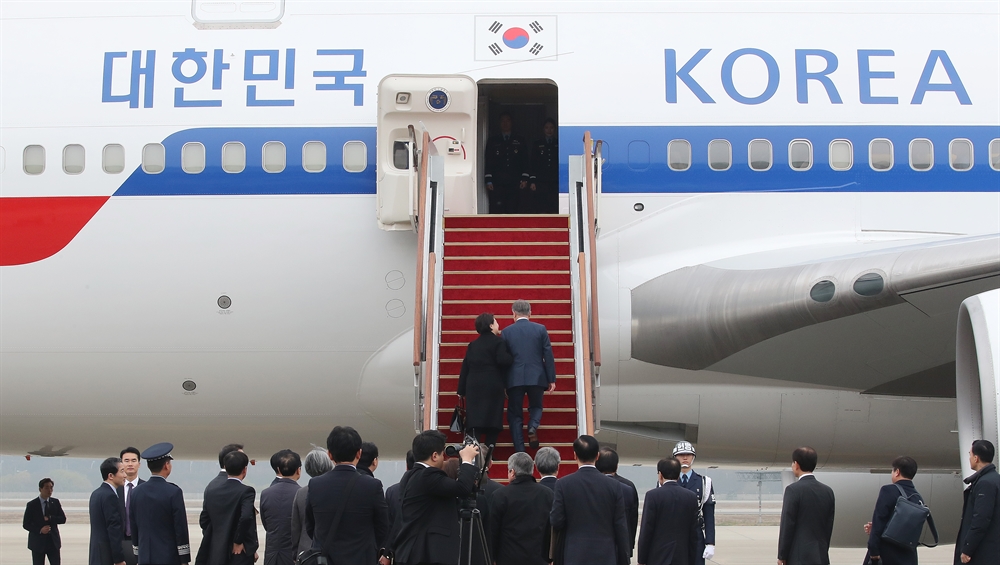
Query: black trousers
[
  {"left": 469, "top": 427, "right": 500, "bottom": 447},
  {"left": 31, "top": 545, "right": 60, "bottom": 565},
  {"left": 488, "top": 180, "right": 519, "bottom": 214}
]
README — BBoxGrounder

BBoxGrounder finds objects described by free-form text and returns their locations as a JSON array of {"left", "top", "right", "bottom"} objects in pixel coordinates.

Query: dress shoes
[{"left": 527, "top": 427, "right": 540, "bottom": 449}]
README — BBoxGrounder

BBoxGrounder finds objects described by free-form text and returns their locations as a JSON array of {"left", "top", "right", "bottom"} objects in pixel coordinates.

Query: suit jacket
[
  {"left": 23, "top": 496, "right": 66, "bottom": 551},
  {"left": 866, "top": 480, "right": 921, "bottom": 565},
  {"left": 194, "top": 471, "right": 229, "bottom": 565},
  {"left": 261, "top": 477, "right": 301, "bottom": 565},
  {"left": 550, "top": 466, "right": 629, "bottom": 565},
  {"left": 90, "top": 483, "right": 126, "bottom": 565},
  {"left": 458, "top": 333, "right": 514, "bottom": 429},
  {"left": 490, "top": 475, "right": 553, "bottom": 565},
  {"left": 637, "top": 482, "right": 699, "bottom": 565},
  {"left": 956, "top": 463, "right": 1000, "bottom": 565},
  {"left": 611, "top": 474, "right": 639, "bottom": 555},
  {"left": 306, "top": 465, "right": 389, "bottom": 565},
  {"left": 502, "top": 319, "right": 556, "bottom": 389},
  {"left": 196, "top": 478, "right": 257, "bottom": 565},
  {"left": 117, "top": 478, "right": 146, "bottom": 540},
  {"left": 289, "top": 485, "right": 312, "bottom": 557},
  {"left": 393, "top": 463, "right": 477, "bottom": 565},
  {"left": 777, "top": 475, "right": 835, "bottom": 565},
  {"left": 130, "top": 475, "right": 191, "bottom": 565},
  {"left": 539, "top": 476, "right": 557, "bottom": 491}
]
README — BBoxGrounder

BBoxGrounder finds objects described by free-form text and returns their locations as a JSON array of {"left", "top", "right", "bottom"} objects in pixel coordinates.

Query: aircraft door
[{"left": 376, "top": 75, "right": 478, "bottom": 231}]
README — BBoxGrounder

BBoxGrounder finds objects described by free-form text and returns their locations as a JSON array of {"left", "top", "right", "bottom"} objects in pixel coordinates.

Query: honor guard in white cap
[
  {"left": 129, "top": 443, "right": 191, "bottom": 565},
  {"left": 673, "top": 441, "right": 717, "bottom": 563}
]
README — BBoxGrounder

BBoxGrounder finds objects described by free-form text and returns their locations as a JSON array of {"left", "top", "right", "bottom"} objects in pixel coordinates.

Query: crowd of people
[{"left": 20, "top": 434, "right": 1000, "bottom": 565}]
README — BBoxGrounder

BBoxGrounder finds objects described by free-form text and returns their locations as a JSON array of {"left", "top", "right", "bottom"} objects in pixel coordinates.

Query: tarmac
[{"left": 0, "top": 514, "right": 957, "bottom": 565}]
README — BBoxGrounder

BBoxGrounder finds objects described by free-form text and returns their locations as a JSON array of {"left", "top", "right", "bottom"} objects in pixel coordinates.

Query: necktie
[
  {"left": 681, "top": 475, "right": 688, "bottom": 486},
  {"left": 504, "top": 134, "right": 509, "bottom": 142},
  {"left": 125, "top": 483, "right": 133, "bottom": 536},
  {"left": 42, "top": 499, "right": 47, "bottom": 517}
]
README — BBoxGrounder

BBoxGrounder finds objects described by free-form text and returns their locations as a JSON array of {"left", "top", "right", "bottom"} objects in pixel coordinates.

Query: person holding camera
[
  {"left": 392, "top": 430, "right": 480, "bottom": 565},
  {"left": 458, "top": 312, "right": 514, "bottom": 455}
]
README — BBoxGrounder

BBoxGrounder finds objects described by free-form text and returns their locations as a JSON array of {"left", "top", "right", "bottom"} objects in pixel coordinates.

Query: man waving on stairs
[{"left": 502, "top": 299, "right": 557, "bottom": 452}]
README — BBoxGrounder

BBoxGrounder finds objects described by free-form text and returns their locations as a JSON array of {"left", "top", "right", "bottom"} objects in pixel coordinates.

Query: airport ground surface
[{"left": 0, "top": 498, "right": 956, "bottom": 565}]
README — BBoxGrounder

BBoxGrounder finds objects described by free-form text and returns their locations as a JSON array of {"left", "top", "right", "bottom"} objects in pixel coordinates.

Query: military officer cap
[{"left": 141, "top": 442, "right": 175, "bottom": 462}]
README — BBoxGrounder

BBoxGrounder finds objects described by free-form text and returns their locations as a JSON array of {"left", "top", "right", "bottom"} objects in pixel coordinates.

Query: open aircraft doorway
[{"left": 477, "top": 79, "right": 559, "bottom": 215}]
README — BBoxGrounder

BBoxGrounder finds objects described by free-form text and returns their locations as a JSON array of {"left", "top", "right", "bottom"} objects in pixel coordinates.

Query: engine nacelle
[{"left": 956, "top": 289, "right": 1000, "bottom": 478}]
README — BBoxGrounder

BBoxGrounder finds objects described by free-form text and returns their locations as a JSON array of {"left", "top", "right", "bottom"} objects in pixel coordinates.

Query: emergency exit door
[{"left": 376, "top": 75, "right": 478, "bottom": 231}]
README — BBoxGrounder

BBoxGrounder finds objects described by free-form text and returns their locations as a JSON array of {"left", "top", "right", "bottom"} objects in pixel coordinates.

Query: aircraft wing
[{"left": 631, "top": 234, "right": 1000, "bottom": 396}]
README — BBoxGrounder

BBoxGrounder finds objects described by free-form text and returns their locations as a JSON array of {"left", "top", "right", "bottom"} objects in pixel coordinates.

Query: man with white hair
[
  {"left": 535, "top": 447, "right": 560, "bottom": 491},
  {"left": 489, "top": 452, "right": 554, "bottom": 565},
  {"left": 290, "top": 449, "right": 333, "bottom": 557},
  {"left": 502, "top": 299, "right": 556, "bottom": 451}
]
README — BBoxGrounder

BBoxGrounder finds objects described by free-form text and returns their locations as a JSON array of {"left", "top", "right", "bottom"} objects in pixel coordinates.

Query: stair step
[
  {"left": 442, "top": 287, "right": 571, "bottom": 301},
  {"left": 438, "top": 394, "right": 578, "bottom": 409},
  {"left": 441, "top": 315, "right": 572, "bottom": 332},
  {"left": 445, "top": 229, "right": 570, "bottom": 243},
  {"left": 439, "top": 360, "right": 576, "bottom": 376},
  {"left": 442, "top": 301, "right": 571, "bottom": 316},
  {"left": 440, "top": 329, "right": 572, "bottom": 343},
  {"left": 439, "top": 343, "right": 575, "bottom": 360},
  {"left": 443, "top": 256, "right": 571, "bottom": 271},
  {"left": 444, "top": 242, "right": 571, "bottom": 257},
  {"left": 444, "top": 215, "right": 569, "bottom": 229},
  {"left": 443, "top": 272, "right": 572, "bottom": 286}
]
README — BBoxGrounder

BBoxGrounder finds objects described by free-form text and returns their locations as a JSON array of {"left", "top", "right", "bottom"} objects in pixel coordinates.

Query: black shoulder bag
[
  {"left": 881, "top": 484, "right": 939, "bottom": 549},
  {"left": 295, "top": 472, "right": 360, "bottom": 565}
]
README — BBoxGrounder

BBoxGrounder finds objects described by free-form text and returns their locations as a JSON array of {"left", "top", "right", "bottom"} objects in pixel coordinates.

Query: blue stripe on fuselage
[{"left": 112, "top": 125, "right": 999, "bottom": 197}]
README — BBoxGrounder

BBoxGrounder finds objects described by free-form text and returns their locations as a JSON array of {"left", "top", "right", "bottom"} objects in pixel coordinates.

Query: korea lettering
[{"left": 102, "top": 48, "right": 366, "bottom": 108}]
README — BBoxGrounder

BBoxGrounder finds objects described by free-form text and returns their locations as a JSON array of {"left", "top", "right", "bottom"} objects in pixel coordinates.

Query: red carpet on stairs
[{"left": 436, "top": 215, "right": 580, "bottom": 481}]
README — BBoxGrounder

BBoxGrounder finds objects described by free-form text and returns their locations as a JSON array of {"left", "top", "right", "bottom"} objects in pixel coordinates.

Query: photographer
[
  {"left": 392, "top": 430, "right": 480, "bottom": 565},
  {"left": 458, "top": 312, "right": 513, "bottom": 454}
]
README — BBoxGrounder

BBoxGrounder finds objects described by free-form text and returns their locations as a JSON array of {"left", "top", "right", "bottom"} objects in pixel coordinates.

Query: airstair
[{"left": 408, "top": 130, "right": 604, "bottom": 480}]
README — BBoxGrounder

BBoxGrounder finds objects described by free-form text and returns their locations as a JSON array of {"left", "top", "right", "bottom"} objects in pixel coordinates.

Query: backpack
[{"left": 881, "top": 484, "right": 939, "bottom": 549}]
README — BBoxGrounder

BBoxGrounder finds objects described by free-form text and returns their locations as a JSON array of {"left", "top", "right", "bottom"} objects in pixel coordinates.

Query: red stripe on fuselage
[{"left": 0, "top": 196, "right": 110, "bottom": 266}]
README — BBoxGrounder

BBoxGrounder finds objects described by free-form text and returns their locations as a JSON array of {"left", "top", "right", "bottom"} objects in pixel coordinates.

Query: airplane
[{"left": 1, "top": 0, "right": 998, "bottom": 547}]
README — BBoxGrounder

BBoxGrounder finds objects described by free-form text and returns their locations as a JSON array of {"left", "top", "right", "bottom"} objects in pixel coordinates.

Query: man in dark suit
[
  {"left": 89, "top": 458, "right": 127, "bottom": 565},
  {"left": 490, "top": 452, "right": 553, "bottom": 565},
  {"left": 503, "top": 299, "right": 556, "bottom": 451},
  {"left": 637, "top": 458, "right": 699, "bottom": 565},
  {"left": 596, "top": 447, "right": 639, "bottom": 557},
  {"left": 261, "top": 449, "right": 301, "bottom": 565},
  {"left": 550, "top": 435, "right": 629, "bottom": 565},
  {"left": 196, "top": 451, "right": 257, "bottom": 565},
  {"left": 129, "top": 443, "right": 191, "bottom": 565},
  {"left": 194, "top": 443, "right": 244, "bottom": 565},
  {"left": 23, "top": 477, "right": 66, "bottom": 565},
  {"left": 956, "top": 439, "right": 999, "bottom": 565},
  {"left": 392, "top": 429, "right": 480, "bottom": 565},
  {"left": 359, "top": 442, "right": 380, "bottom": 478},
  {"left": 117, "top": 447, "right": 144, "bottom": 565},
  {"left": 484, "top": 112, "right": 529, "bottom": 214},
  {"left": 777, "top": 447, "right": 836, "bottom": 565},
  {"left": 863, "top": 456, "right": 934, "bottom": 565},
  {"left": 535, "top": 447, "right": 560, "bottom": 491},
  {"left": 306, "top": 426, "right": 389, "bottom": 565}
]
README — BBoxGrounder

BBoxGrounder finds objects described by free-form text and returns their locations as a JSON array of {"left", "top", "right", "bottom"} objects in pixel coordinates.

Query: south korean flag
[{"left": 475, "top": 16, "right": 558, "bottom": 61}]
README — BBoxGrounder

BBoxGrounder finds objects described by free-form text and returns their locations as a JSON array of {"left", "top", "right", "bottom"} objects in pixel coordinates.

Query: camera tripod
[{"left": 457, "top": 497, "right": 492, "bottom": 565}]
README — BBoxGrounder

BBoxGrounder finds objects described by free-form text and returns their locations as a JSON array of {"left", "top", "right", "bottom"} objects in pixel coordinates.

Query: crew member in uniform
[
  {"left": 672, "top": 441, "right": 716, "bottom": 564},
  {"left": 129, "top": 443, "right": 191, "bottom": 565},
  {"left": 484, "top": 113, "right": 529, "bottom": 214},
  {"left": 528, "top": 119, "right": 559, "bottom": 214}
]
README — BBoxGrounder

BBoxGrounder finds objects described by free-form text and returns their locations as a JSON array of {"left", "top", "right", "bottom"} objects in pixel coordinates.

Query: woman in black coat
[{"left": 457, "top": 312, "right": 514, "bottom": 451}]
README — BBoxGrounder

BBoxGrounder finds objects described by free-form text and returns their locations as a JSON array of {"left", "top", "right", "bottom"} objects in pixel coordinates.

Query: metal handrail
[
  {"left": 577, "top": 252, "right": 595, "bottom": 435},
  {"left": 584, "top": 133, "right": 602, "bottom": 371},
  {"left": 412, "top": 131, "right": 434, "bottom": 432},
  {"left": 412, "top": 131, "right": 429, "bottom": 369},
  {"left": 422, "top": 250, "right": 437, "bottom": 431}
]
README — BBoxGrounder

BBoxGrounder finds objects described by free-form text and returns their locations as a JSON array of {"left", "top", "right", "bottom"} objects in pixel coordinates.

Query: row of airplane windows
[{"left": 4, "top": 138, "right": 1000, "bottom": 176}]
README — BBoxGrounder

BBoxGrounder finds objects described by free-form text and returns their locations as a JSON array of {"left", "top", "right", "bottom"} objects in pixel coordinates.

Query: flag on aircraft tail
[{"left": 475, "top": 16, "right": 557, "bottom": 61}]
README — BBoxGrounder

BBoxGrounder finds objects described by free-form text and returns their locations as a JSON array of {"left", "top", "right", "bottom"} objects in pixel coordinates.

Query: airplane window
[
  {"left": 222, "top": 142, "right": 246, "bottom": 173},
  {"left": 909, "top": 139, "right": 933, "bottom": 171},
  {"left": 343, "top": 141, "right": 367, "bottom": 173},
  {"left": 302, "top": 141, "right": 326, "bottom": 173},
  {"left": 23, "top": 145, "right": 45, "bottom": 175},
  {"left": 63, "top": 144, "right": 85, "bottom": 175},
  {"left": 748, "top": 139, "right": 771, "bottom": 171},
  {"left": 788, "top": 140, "right": 812, "bottom": 171},
  {"left": 991, "top": 139, "right": 1000, "bottom": 171},
  {"left": 103, "top": 144, "right": 125, "bottom": 174},
  {"left": 810, "top": 280, "right": 835, "bottom": 303},
  {"left": 142, "top": 143, "right": 165, "bottom": 174},
  {"left": 262, "top": 141, "right": 286, "bottom": 173},
  {"left": 950, "top": 139, "right": 973, "bottom": 171},
  {"left": 853, "top": 273, "right": 884, "bottom": 297},
  {"left": 182, "top": 142, "right": 206, "bottom": 174},
  {"left": 829, "top": 140, "right": 853, "bottom": 171},
  {"left": 869, "top": 139, "right": 893, "bottom": 171},
  {"left": 392, "top": 141, "right": 410, "bottom": 170},
  {"left": 667, "top": 140, "right": 691, "bottom": 171},
  {"left": 708, "top": 139, "right": 731, "bottom": 171},
  {"left": 0, "top": 146, "right": 5, "bottom": 173}
]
